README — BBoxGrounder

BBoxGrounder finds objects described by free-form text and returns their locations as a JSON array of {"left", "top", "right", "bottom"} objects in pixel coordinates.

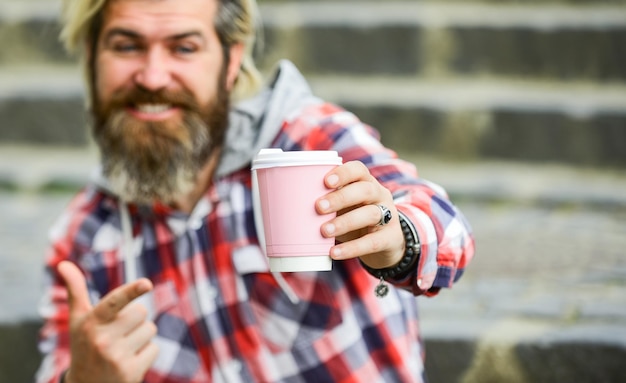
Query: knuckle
[
  {"left": 364, "top": 182, "right": 378, "bottom": 200},
  {"left": 147, "top": 321, "right": 158, "bottom": 337},
  {"left": 110, "top": 351, "right": 125, "bottom": 366},
  {"left": 371, "top": 205, "right": 381, "bottom": 223},
  {"left": 133, "top": 304, "right": 149, "bottom": 320},
  {"left": 382, "top": 187, "right": 393, "bottom": 201},
  {"left": 104, "top": 296, "right": 122, "bottom": 314},
  {"left": 333, "top": 190, "right": 349, "bottom": 207},
  {"left": 353, "top": 160, "right": 368, "bottom": 172},
  {"left": 368, "top": 235, "right": 385, "bottom": 253},
  {"left": 147, "top": 341, "right": 160, "bottom": 355},
  {"left": 337, "top": 211, "right": 360, "bottom": 234},
  {"left": 344, "top": 160, "right": 368, "bottom": 179},
  {"left": 93, "top": 334, "right": 111, "bottom": 353}
]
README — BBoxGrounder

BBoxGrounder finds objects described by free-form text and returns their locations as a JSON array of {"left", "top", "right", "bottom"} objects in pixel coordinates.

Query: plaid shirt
[{"left": 36, "top": 103, "right": 474, "bottom": 383}]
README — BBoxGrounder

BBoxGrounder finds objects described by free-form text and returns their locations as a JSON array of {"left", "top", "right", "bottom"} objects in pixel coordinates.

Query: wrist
[{"left": 361, "top": 210, "right": 421, "bottom": 281}]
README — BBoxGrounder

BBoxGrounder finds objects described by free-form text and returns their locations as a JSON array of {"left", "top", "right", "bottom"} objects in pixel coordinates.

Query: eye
[
  {"left": 109, "top": 39, "right": 143, "bottom": 54},
  {"left": 172, "top": 43, "right": 198, "bottom": 55},
  {"left": 115, "top": 43, "right": 139, "bottom": 53}
]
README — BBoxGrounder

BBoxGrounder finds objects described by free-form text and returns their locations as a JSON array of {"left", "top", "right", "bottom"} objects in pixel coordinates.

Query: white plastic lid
[{"left": 251, "top": 149, "right": 342, "bottom": 170}]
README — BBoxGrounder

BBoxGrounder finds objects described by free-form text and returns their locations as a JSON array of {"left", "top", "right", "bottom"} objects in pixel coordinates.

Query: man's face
[{"left": 92, "top": 0, "right": 238, "bottom": 204}]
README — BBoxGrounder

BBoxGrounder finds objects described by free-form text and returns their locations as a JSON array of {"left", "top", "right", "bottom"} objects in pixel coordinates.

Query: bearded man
[{"left": 36, "top": 0, "right": 475, "bottom": 382}]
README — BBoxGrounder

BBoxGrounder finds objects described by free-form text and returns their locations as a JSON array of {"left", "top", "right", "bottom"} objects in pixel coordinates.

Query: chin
[
  {"left": 106, "top": 162, "right": 197, "bottom": 205},
  {"left": 98, "top": 112, "right": 211, "bottom": 205}
]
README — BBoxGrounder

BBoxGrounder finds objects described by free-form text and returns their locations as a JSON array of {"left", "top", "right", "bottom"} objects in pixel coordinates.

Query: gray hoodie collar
[{"left": 216, "top": 60, "right": 321, "bottom": 177}]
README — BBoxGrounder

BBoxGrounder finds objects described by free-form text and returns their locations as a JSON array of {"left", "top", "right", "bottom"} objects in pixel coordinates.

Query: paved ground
[{"left": 1, "top": 145, "right": 625, "bottom": 381}]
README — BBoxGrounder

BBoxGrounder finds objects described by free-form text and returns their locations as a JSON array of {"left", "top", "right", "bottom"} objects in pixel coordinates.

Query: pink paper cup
[{"left": 252, "top": 149, "right": 343, "bottom": 272}]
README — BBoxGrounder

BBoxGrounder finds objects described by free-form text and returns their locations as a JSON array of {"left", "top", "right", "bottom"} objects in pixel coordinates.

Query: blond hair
[{"left": 60, "top": 0, "right": 263, "bottom": 103}]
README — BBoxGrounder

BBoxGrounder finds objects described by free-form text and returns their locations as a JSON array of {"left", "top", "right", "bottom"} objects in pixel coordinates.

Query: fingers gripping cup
[{"left": 252, "top": 149, "right": 343, "bottom": 272}]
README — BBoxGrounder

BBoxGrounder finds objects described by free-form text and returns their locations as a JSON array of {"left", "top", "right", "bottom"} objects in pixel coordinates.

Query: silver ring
[{"left": 376, "top": 204, "right": 392, "bottom": 226}]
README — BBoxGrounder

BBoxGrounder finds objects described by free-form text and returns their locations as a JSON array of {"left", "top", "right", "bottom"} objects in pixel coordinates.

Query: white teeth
[{"left": 136, "top": 104, "right": 171, "bottom": 114}]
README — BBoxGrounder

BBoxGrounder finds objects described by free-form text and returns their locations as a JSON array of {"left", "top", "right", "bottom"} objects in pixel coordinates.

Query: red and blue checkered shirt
[{"left": 36, "top": 102, "right": 474, "bottom": 383}]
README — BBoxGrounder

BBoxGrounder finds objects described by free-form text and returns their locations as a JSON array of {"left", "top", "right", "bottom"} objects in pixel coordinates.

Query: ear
[{"left": 225, "top": 43, "right": 244, "bottom": 91}]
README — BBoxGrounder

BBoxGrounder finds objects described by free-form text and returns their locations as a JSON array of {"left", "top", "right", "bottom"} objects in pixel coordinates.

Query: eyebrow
[
  {"left": 103, "top": 27, "right": 206, "bottom": 43},
  {"left": 169, "top": 31, "right": 205, "bottom": 42},
  {"left": 103, "top": 27, "right": 141, "bottom": 43}
]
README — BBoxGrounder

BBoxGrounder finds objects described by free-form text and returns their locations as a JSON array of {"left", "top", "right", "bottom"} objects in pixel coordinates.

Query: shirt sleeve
[
  {"left": 35, "top": 192, "right": 93, "bottom": 383},
  {"left": 36, "top": 235, "right": 73, "bottom": 383},
  {"left": 276, "top": 103, "right": 476, "bottom": 297}
]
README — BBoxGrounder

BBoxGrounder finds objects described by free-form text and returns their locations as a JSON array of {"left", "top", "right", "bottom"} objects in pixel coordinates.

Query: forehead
[{"left": 102, "top": 0, "right": 218, "bottom": 36}]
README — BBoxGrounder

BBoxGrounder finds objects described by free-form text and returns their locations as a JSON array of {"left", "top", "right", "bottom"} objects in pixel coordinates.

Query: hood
[{"left": 216, "top": 59, "right": 322, "bottom": 177}]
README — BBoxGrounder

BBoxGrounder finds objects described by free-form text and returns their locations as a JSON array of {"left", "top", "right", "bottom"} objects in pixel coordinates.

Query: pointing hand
[{"left": 58, "top": 261, "right": 159, "bottom": 383}]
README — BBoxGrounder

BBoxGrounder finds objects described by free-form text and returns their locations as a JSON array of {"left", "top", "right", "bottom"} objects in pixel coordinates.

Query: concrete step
[
  {"left": 0, "top": 66, "right": 87, "bottom": 145},
  {"left": 2, "top": 67, "right": 625, "bottom": 166},
  {"left": 2, "top": 1, "right": 626, "bottom": 82},
  {"left": 3, "top": 144, "right": 626, "bottom": 207},
  {"left": 3, "top": 320, "right": 624, "bottom": 383},
  {"left": 258, "top": 2, "right": 626, "bottom": 82},
  {"left": 310, "top": 75, "right": 626, "bottom": 167},
  {"left": 0, "top": 1, "right": 67, "bottom": 65}
]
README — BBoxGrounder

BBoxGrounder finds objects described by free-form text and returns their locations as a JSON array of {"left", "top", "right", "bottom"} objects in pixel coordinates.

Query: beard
[{"left": 92, "top": 75, "right": 230, "bottom": 205}]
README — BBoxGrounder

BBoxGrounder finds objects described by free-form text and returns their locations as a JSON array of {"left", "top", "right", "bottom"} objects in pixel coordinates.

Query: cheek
[
  {"left": 183, "top": 75, "right": 213, "bottom": 105},
  {"left": 178, "top": 59, "right": 223, "bottom": 105},
  {"left": 95, "top": 57, "right": 134, "bottom": 100}
]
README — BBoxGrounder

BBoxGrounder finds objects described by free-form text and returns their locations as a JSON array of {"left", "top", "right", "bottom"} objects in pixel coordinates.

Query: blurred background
[{"left": 1, "top": 0, "right": 625, "bottom": 382}]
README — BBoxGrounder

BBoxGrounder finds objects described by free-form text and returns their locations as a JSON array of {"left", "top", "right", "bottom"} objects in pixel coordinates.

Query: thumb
[{"left": 58, "top": 261, "right": 93, "bottom": 316}]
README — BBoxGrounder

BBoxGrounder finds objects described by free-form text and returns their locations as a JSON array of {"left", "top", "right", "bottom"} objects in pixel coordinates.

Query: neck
[{"left": 171, "top": 148, "right": 222, "bottom": 214}]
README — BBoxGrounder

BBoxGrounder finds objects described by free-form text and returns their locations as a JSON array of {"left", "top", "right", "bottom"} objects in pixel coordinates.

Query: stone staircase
[
  {"left": 2, "top": 0, "right": 626, "bottom": 166},
  {"left": 258, "top": 1, "right": 626, "bottom": 168},
  {"left": 1, "top": 1, "right": 626, "bottom": 382}
]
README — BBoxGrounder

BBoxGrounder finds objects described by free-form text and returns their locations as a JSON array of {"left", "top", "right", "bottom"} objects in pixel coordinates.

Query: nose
[{"left": 133, "top": 47, "right": 172, "bottom": 91}]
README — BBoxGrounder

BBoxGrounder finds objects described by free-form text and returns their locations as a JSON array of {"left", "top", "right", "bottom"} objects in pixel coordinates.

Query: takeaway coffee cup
[{"left": 252, "top": 149, "right": 343, "bottom": 272}]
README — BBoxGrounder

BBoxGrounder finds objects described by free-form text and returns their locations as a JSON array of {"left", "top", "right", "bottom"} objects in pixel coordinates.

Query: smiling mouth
[
  {"left": 136, "top": 103, "right": 172, "bottom": 113},
  {"left": 128, "top": 103, "right": 179, "bottom": 120}
]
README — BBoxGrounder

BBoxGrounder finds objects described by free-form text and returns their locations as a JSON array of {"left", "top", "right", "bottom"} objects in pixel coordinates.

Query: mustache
[{"left": 95, "top": 86, "right": 202, "bottom": 117}]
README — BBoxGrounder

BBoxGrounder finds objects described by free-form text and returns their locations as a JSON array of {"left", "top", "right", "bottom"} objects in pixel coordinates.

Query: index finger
[
  {"left": 92, "top": 278, "right": 153, "bottom": 323},
  {"left": 325, "top": 161, "right": 372, "bottom": 189}
]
